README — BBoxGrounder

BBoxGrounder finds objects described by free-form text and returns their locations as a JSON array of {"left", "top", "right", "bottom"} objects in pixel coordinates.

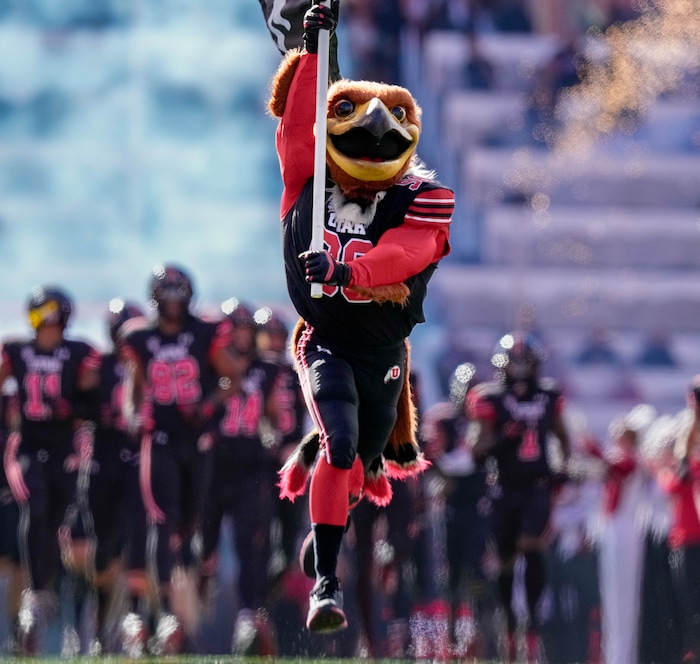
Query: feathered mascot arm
[{"left": 269, "top": 50, "right": 318, "bottom": 219}]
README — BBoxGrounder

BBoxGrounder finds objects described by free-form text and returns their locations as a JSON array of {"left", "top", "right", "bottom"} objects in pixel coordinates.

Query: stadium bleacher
[{"left": 413, "top": 21, "right": 700, "bottom": 428}]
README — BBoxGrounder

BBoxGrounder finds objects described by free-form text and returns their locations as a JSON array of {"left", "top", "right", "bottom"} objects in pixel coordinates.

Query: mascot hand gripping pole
[{"left": 268, "top": 2, "right": 454, "bottom": 633}]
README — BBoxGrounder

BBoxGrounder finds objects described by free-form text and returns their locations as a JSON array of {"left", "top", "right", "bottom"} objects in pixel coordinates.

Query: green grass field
[{"left": 0, "top": 659, "right": 435, "bottom": 664}]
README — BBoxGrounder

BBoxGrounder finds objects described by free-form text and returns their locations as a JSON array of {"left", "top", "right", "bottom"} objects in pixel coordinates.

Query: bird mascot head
[
  {"left": 324, "top": 78, "right": 422, "bottom": 200},
  {"left": 268, "top": 50, "right": 426, "bottom": 204}
]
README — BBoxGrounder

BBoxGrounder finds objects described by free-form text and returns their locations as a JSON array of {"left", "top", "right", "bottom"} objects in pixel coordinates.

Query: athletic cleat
[
  {"left": 231, "top": 607, "right": 278, "bottom": 656},
  {"left": 152, "top": 612, "right": 184, "bottom": 656},
  {"left": 120, "top": 612, "right": 148, "bottom": 659},
  {"left": 61, "top": 625, "right": 81, "bottom": 657},
  {"left": 306, "top": 575, "right": 347, "bottom": 633},
  {"left": 232, "top": 608, "right": 258, "bottom": 655},
  {"left": 15, "top": 589, "right": 53, "bottom": 656}
]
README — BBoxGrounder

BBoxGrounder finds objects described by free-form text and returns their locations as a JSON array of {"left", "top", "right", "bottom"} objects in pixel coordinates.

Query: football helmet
[
  {"left": 221, "top": 297, "right": 255, "bottom": 328},
  {"left": 107, "top": 298, "right": 144, "bottom": 343},
  {"left": 27, "top": 286, "right": 73, "bottom": 329},
  {"left": 491, "top": 331, "right": 547, "bottom": 388},
  {"left": 254, "top": 306, "right": 289, "bottom": 338},
  {"left": 148, "top": 264, "right": 193, "bottom": 317}
]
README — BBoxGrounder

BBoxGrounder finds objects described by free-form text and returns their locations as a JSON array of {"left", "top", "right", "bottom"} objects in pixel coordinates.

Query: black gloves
[
  {"left": 303, "top": 2, "right": 338, "bottom": 55},
  {"left": 300, "top": 250, "right": 352, "bottom": 286}
]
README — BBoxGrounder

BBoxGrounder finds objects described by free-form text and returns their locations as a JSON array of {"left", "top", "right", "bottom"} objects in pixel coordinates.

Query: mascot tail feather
[
  {"left": 384, "top": 451, "right": 431, "bottom": 480},
  {"left": 363, "top": 458, "right": 393, "bottom": 507},
  {"left": 277, "top": 430, "right": 320, "bottom": 502},
  {"left": 383, "top": 344, "right": 430, "bottom": 479}
]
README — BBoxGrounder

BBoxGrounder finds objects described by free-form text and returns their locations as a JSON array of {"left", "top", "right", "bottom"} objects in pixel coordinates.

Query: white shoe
[
  {"left": 120, "top": 612, "right": 147, "bottom": 659},
  {"left": 306, "top": 576, "right": 347, "bottom": 633},
  {"left": 152, "top": 612, "right": 184, "bottom": 655},
  {"left": 232, "top": 608, "right": 258, "bottom": 655},
  {"left": 61, "top": 625, "right": 81, "bottom": 657}
]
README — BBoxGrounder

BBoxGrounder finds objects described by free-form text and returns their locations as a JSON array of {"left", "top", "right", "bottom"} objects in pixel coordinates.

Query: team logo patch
[{"left": 383, "top": 365, "right": 401, "bottom": 383}]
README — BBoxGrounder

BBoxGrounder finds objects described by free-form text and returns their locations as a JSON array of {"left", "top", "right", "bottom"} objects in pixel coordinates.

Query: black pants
[
  {"left": 295, "top": 326, "right": 406, "bottom": 470},
  {"left": 148, "top": 438, "right": 213, "bottom": 584}
]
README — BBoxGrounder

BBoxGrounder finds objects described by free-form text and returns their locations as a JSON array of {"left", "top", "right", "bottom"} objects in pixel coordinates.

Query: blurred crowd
[
  {"left": 340, "top": 0, "right": 641, "bottom": 86},
  {"left": 1, "top": 269, "right": 700, "bottom": 663}
]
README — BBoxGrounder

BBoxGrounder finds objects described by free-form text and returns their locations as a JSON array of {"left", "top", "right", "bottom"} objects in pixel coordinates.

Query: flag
[
  {"left": 258, "top": 0, "right": 309, "bottom": 53},
  {"left": 258, "top": 0, "right": 341, "bottom": 81}
]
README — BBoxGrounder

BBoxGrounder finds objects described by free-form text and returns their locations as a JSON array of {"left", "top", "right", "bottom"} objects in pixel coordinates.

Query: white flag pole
[{"left": 310, "top": 1, "right": 330, "bottom": 298}]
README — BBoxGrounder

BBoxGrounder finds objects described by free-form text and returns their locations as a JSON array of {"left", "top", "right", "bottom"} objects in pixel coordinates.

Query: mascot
[{"left": 268, "top": 2, "right": 453, "bottom": 633}]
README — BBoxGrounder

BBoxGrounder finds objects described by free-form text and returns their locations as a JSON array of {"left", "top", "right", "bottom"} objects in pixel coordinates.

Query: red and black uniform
[
  {"left": 1, "top": 337, "right": 100, "bottom": 590},
  {"left": 0, "top": 390, "right": 20, "bottom": 564},
  {"left": 275, "top": 48, "right": 452, "bottom": 632},
  {"left": 267, "top": 353, "right": 308, "bottom": 567},
  {"left": 122, "top": 315, "right": 231, "bottom": 585},
  {"left": 278, "top": 52, "right": 452, "bottom": 473},
  {"left": 89, "top": 350, "right": 145, "bottom": 574},
  {"left": 467, "top": 377, "right": 564, "bottom": 557},
  {"left": 200, "top": 357, "right": 280, "bottom": 612},
  {"left": 658, "top": 466, "right": 700, "bottom": 660}
]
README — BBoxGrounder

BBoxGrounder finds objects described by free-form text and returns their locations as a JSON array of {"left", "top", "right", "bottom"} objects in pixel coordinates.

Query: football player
[
  {"left": 467, "top": 332, "right": 571, "bottom": 663},
  {"left": 420, "top": 363, "right": 499, "bottom": 660},
  {"left": 0, "top": 381, "right": 22, "bottom": 649},
  {"left": 198, "top": 299, "right": 280, "bottom": 656},
  {"left": 0, "top": 286, "right": 101, "bottom": 655},
  {"left": 255, "top": 307, "right": 308, "bottom": 576},
  {"left": 120, "top": 265, "right": 248, "bottom": 655},
  {"left": 59, "top": 299, "right": 146, "bottom": 653}
]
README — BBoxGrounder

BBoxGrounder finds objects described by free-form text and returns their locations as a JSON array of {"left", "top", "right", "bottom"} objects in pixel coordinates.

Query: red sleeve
[
  {"left": 1, "top": 346, "right": 12, "bottom": 373},
  {"left": 347, "top": 188, "right": 453, "bottom": 289},
  {"left": 466, "top": 390, "right": 496, "bottom": 423},
  {"left": 78, "top": 347, "right": 101, "bottom": 378},
  {"left": 208, "top": 320, "right": 233, "bottom": 360},
  {"left": 276, "top": 52, "right": 318, "bottom": 219},
  {"left": 609, "top": 456, "right": 636, "bottom": 477}
]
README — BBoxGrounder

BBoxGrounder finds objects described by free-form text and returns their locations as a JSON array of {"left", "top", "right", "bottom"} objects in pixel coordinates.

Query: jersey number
[
  {"left": 321, "top": 231, "right": 373, "bottom": 302},
  {"left": 23, "top": 372, "right": 60, "bottom": 420},
  {"left": 148, "top": 358, "right": 201, "bottom": 404},
  {"left": 220, "top": 393, "right": 262, "bottom": 437},
  {"left": 517, "top": 427, "right": 540, "bottom": 461}
]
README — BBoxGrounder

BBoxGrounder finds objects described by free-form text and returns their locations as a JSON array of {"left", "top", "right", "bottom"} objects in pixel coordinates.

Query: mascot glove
[
  {"left": 3, "top": 432, "right": 29, "bottom": 504},
  {"left": 300, "top": 250, "right": 351, "bottom": 286},
  {"left": 303, "top": 2, "right": 338, "bottom": 54}
]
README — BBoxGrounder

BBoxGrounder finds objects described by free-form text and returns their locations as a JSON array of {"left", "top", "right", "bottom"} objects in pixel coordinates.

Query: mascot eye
[
  {"left": 390, "top": 106, "right": 407, "bottom": 122},
  {"left": 334, "top": 99, "right": 355, "bottom": 118}
]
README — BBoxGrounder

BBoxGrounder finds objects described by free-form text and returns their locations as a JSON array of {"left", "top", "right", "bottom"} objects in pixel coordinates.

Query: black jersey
[
  {"left": 214, "top": 358, "right": 279, "bottom": 467},
  {"left": 95, "top": 351, "right": 131, "bottom": 445},
  {"left": 271, "top": 362, "right": 306, "bottom": 447},
  {"left": 1, "top": 338, "right": 101, "bottom": 446},
  {"left": 123, "top": 316, "right": 226, "bottom": 443},
  {"left": 468, "top": 378, "right": 565, "bottom": 487},
  {"left": 284, "top": 175, "right": 448, "bottom": 348}
]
